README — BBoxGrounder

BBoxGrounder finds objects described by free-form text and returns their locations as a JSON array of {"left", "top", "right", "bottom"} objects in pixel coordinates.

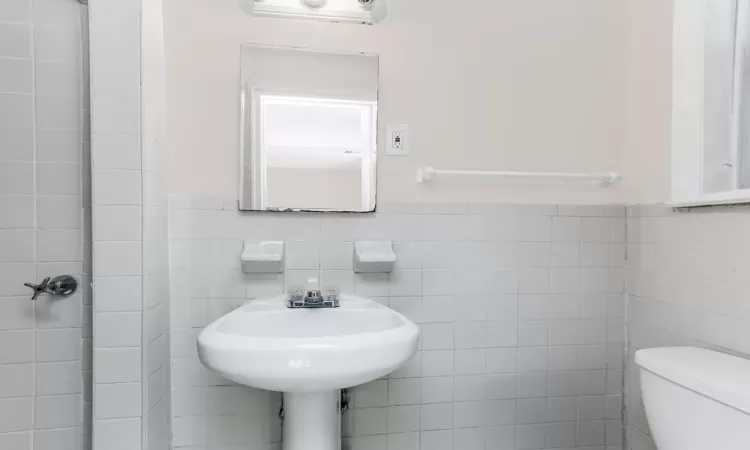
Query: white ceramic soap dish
[
  {"left": 354, "top": 241, "right": 396, "bottom": 273},
  {"left": 241, "top": 241, "right": 284, "bottom": 274}
]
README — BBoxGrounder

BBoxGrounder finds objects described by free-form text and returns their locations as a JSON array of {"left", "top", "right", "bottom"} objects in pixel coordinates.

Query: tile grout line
[
  {"left": 136, "top": 0, "right": 148, "bottom": 447},
  {"left": 77, "top": 0, "right": 88, "bottom": 437},
  {"left": 28, "top": 0, "right": 38, "bottom": 446}
]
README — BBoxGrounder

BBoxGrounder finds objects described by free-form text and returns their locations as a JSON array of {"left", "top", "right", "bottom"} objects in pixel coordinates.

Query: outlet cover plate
[{"left": 386, "top": 125, "right": 409, "bottom": 156}]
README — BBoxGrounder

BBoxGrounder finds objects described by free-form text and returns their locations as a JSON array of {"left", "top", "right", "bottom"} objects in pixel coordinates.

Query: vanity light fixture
[{"left": 243, "top": 0, "right": 387, "bottom": 24}]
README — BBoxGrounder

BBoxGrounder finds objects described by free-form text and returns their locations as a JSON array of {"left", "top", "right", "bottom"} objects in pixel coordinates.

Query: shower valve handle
[{"left": 24, "top": 275, "right": 78, "bottom": 300}]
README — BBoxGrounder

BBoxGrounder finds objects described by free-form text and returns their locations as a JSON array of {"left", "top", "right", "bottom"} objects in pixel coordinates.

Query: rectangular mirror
[{"left": 239, "top": 44, "right": 379, "bottom": 212}]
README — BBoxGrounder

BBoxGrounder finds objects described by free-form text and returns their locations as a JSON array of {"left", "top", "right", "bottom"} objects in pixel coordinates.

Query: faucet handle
[
  {"left": 288, "top": 286, "right": 306, "bottom": 307},
  {"left": 324, "top": 287, "right": 340, "bottom": 307},
  {"left": 24, "top": 277, "right": 51, "bottom": 300}
]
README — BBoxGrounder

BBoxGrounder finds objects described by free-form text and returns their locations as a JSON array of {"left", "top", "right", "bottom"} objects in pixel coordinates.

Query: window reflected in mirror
[{"left": 240, "top": 45, "right": 378, "bottom": 212}]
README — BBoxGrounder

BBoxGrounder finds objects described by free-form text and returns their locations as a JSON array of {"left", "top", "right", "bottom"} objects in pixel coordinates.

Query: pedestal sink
[{"left": 197, "top": 294, "right": 420, "bottom": 450}]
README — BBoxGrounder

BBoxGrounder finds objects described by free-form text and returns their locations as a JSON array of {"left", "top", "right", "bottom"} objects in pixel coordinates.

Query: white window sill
[{"left": 668, "top": 189, "right": 750, "bottom": 208}]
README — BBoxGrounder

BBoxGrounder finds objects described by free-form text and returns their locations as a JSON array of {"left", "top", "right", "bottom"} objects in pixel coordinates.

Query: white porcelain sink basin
[
  {"left": 198, "top": 294, "right": 419, "bottom": 450},
  {"left": 198, "top": 294, "right": 419, "bottom": 392}
]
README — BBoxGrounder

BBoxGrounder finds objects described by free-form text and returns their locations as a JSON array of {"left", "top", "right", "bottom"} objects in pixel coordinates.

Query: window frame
[{"left": 670, "top": 0, "right": 750, "bottom": 207}]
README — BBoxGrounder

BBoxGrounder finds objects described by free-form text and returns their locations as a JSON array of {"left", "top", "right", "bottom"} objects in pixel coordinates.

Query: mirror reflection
[{"left": 239, "top": 45, "right": 379, "bottom": 212}]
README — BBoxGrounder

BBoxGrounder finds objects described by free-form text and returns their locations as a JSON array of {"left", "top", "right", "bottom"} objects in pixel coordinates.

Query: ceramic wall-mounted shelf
[
  {"left": 241, "top": 241, "right": 285, "bottom": 274},
  {"left": 354, "top": 241, "right": 396, "bottom": 273}
]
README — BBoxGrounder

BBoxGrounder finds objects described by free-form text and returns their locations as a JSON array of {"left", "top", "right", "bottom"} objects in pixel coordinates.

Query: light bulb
[{"left": 369, "top": 0, "right": 387, "bottom": 22}]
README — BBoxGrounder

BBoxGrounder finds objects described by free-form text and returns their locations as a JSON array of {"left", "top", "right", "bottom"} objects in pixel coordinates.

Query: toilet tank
[{"left": 636, "top": 347, "right": 750, "bottom": 450}]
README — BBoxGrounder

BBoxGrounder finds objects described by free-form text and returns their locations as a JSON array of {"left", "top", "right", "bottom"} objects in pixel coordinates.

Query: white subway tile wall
[
  {"left": 169, "top": 198, "right": 626, "bottom": 450},
  {"left": 625, "top": 205, "right": 750, "bottom": 450},
  {"left": 89, "top": 0, "right": 171, "bottom": 448},
  {"left": 89, "top": 0, "right": 143, "bottom": 445},
  {"left": 0, "top": 0, "right": 90, "bottom": 448},
  {"left": 142, "top": 0, "right": 171, "bottom": 448}
]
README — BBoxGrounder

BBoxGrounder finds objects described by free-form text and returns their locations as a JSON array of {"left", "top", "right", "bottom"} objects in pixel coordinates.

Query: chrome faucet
[{"left": 287, "top": 286, "right": 340, "bottom": 309}]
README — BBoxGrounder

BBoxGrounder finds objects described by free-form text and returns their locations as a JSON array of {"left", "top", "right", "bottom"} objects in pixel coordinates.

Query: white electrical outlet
[
  {"left": 386, "top": 125, "right": 409, "bottom": 156},
  {"left": 392, "top": 131, "right": 403, "bottom": 149}
]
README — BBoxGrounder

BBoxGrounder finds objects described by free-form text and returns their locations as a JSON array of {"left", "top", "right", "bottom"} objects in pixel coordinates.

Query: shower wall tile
[
  {"left": 0, "top": 230, "right": 34, "bottom": 262},
  {"left": 31, "top": 0, "right": 85, "bottom": 23},
  {"left": 0, "top": 397, "right": 33, "bottom": 433},
  {"left": 0, "top": 0, "right": 30, "bottom": 23},
  {"left": 140, "top": 0, "right": 172, "bottom": 444},
  {"left": 93, "top": 418, "right": 141, "bottom": 450},
  {"left": 34, "top": 394, "right": 82, "bottom": 429},
  {"left": 35, "top": 61, "right": 80, "bottom": 96},
  {"left": 95, "top": 383, "right": 142, "bottom": 419},
  {"left": 36, "top": 129, "right": 83, "bottom": 162},
  {"left": 34, "top": 428, "right": 83, "bottom": 450},
  {"left": 93, "top": 206, "right": 142, "bottom": 241},
  {"left": 0, "top": 162, "right": 33, "bottom": 194},
  {"left": 0, "top": 94, "right": 33, "bottom": 128},
  {"left": 0, "top": 298, "right": 33, "bottom": 331},
  {"left": 35, "top": 95, "right": 82, "bottom": 130},
  {"left": 91, "top": 133, "right": 141, "bottom": 170},
  {"left": 33, "top": 26, "right": 80, "bottom": 64},
  {"left": 92, "top": 169, "right": 141, "bottom": 205},
  {"left": 95, "top": 312, "right": 142, "bottom": 348},
  {"left": 94, "top": 242, "right": 141, "bottom": 277},
  {"left": 0, "top": 127, "right": 33, "bottom": 161},
  {"left": 36, "top": 229, "right": 84, "bottom": 261},
  {"left": 89, "top": 0, "right": 144, "bottom": 446},
  {"left": 89, "top": 0, "right": 172, "bottom": 448},
  {"left": 37, "top": 195, "right": 83, "bottom": 229},
  {"left": 90, "top": 96, "right": 140, "bottom": 135},
  {"left": 36, "top": 162, "right": 82, "bottom": 195},
  {"left": 94, "top": 348, "right": 141, "bottom": 384},
  {"left": 0, "top": 58, "right": 33, "bottom": 93},
  {"left": 0, "top": 364, "right": 33, "bottom": 397},
  {"left": 169, "top": 197, "right": 626, "bottom": 450},
  {"left": 0, "top": 23, "right": 31, "bottom": 58},
  {"left": 36, "top": 329, "right": 82, "bottom": 362},
  {"left": 36, "top": 361, "right": 82, "bottom": 395}
]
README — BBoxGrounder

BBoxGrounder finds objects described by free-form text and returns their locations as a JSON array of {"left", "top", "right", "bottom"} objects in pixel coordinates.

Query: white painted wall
[
  {"left": 241, "top": 44, "right": 378, "bottom": 102},
  {"left": 621, "top": 0, "right": 674, "bottom": 204},
  {"left": 163, "top": 0, "right": 628, "bottom": 205}
]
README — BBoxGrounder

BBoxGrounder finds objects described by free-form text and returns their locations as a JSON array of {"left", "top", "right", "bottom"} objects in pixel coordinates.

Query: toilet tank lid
[{"left": 636, "top": 347, "right": 750, "bottom": 414}]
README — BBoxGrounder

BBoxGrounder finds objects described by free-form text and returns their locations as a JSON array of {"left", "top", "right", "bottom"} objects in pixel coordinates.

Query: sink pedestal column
[{"left": 283, "top": 391, "right": 341, "bottom": 450}]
